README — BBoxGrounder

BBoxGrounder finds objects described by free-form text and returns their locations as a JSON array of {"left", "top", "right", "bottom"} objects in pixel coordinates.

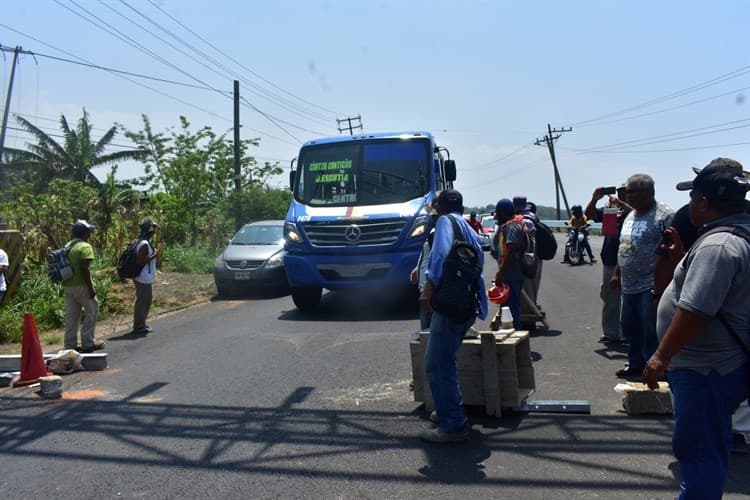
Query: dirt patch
[{"left": 0, "top": 272, "right": 216, "bottom": 355}]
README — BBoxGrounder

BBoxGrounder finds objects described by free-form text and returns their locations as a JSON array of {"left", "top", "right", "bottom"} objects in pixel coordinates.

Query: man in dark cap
[
  {"left": 643, "top": 158, "right": 750, "bottom": 499},
  {"left": 62, "top": 219, "right": 103, "bottom": 352},
  {"left": 491, "top": 198, "right": 524, "bottom": 330},
  {"left": 418, "top": 189, "right": 488, "bottom": 442},
  {"left": 133, "top": 218, "right": 159, "bottom": 335}
]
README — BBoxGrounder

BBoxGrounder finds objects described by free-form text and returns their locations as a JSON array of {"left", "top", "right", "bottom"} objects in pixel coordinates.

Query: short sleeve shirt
[
  {"left": 0, "top": 249, "right": 8, "bottom": 291},
  {"left": 618, "top": 201, "right": 673, "bottom": 293},
  {"left": 61, "top": 239, "right": 95, "bottom": 287},
  {"left": 499, "top": 219, "right": 524, "bottom": 282},
  {"left": 656, "top": 214, "right": 750, "bottom": 374}
]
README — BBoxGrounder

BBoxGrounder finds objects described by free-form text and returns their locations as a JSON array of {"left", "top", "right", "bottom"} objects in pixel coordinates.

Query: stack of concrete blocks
[{"left": 410, "top": 329, "right": 535, "bottom": 417}]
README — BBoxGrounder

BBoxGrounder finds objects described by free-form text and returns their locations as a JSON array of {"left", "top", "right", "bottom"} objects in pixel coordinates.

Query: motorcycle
[{"left": 565, "top": 227, "right": 586, "bottom": 266}]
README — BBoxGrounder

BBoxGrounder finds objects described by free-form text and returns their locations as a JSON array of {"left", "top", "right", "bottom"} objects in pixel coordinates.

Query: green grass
[
  {"left": 161, "top": 244, "right": 216, "bottom": 274},
  {"left": 0, "top": 264, "right": 123, "bottom": 344},
  {"left": 0, "top": 244, "right": 215, "bottom": 344}
]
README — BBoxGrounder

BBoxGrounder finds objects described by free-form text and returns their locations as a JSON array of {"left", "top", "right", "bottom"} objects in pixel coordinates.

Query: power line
[
  {"left": 0, "top": 45, "right": 219, "bottom": 91},
  {"left": 4, "top": 124, "right": 138, "bottom": 150},
  {"left": 0, "top": 26, "right": 301, "bottom": 146},
  {"left": 49, "top": 2, "right": 324, "bottom": 144},
  {"left": 144, "top": 0, "right": 344, "bottom": 119},
  {"left": 56, "top": 0, "right": 225, "bottom": 98},
  {"left": 463, "top": 141, "right": 535, "bottom": 171},
  {"left": 563, "top": 141, "right": 750, "bottom": 154},
  {"left": 239, "top": 96, "right": 303, "bottom": 144},
  {"left": 576, "top": 85, "right": 750, "bottom": 128},
  {"left": 0, "top": 24, "right": 233, "bottom": 124},
  {"left": 571, "top": 65, "right": 750, "bottom": 127},
  {"left": 100, "top": 0, "right": 333, "bottom": 128},
  {"left": 571, "top": 118, "right": 750, "bottom": 153}
]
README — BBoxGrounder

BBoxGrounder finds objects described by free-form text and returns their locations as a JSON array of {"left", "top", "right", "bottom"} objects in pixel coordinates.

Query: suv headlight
[
  {"left": 284, "top": 221, "right": 302, "bottom": 243},
  {"left": 408, "top": 215, "right": 431, "bottom": 238}
]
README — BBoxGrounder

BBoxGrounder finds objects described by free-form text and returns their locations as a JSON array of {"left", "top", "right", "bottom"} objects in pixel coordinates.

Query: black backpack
[
  {"left": 430, "top": 216, "right": 483, "bottom": 324},
  {"left": 117, "top": 239, "right": 145, "bottom": 279},
  {"left": 533, "top": 219, "right": 557, "bottom": 260}
]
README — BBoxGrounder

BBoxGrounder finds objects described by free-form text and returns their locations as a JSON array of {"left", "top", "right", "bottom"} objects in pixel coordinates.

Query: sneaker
[
  {"left": 429, "top": 411, "right": 440, "bottom": 424},
  {"left": 132, "top": 325, "right": 152, "bottom": 334},
  {"left": 80, "top": 340, "right": 105, "bottom": 353},
  {"left": 419, "top": 425, "right": 468, "bottom": 443},
  {"left": 590, "top": 258, "right": 597, "bottom": 263},
  {"left": 598, "top": 336, "right": 623, "bottom": 344},
  {"left": 615, "top": 365, "right": 643, "bottom": 378}
]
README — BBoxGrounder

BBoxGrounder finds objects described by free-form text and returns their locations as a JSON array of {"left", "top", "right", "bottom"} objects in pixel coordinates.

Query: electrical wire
[
  {"left": 575, "top": 86, "right": 750, "bottom": 128},
  {"left": 0, "top": 45, "right": 221, "bottom": 91},
  {"left": 98, "top": 0, "right": 333, "bottom": 128},
  {"left": 571, "top": 66, "right": 750, "bottom": 127},
  {"left": 571, "top": 118, "right": 750, "bottom": 153},
  {"left": 462, "top": 141, "right": 536, "bottom": 171},
  {"left": 0, "top": 26, "right": 301, "bottom": 146},
  {"left": 144, "top": 0, "right": 344, "bottom": 118},
  {"left": 52, "top": 2, "right": 315, "bottom": 144},
  {"left": 118, "top": 0, "right": 337, "bottom": 125},
  {"left": 564, "top": 142, "right": 750, "bottom": 154}
]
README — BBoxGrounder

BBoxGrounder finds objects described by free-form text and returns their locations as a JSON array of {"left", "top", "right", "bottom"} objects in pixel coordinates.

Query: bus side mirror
[
  {"left": 444, "top": 160, "right": 456, "bottom": 182},
  {"left": 289, "top": 170, "right": 295, "bottom": 191}
]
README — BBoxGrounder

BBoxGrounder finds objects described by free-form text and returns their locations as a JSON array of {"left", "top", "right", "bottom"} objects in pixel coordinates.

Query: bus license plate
[{"left": 234, "top": 272, "right": 251, "bottom": 280}]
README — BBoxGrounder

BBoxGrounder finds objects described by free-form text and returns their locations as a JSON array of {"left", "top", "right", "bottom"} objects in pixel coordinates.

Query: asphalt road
[{"left": 2, "top": 234, "right": 749, "bottom": 499}]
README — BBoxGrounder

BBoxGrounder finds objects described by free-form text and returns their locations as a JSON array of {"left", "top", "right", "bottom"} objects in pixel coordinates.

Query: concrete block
[
  {"left": 0, "top": 372, "right": 16, "bottom": 387},
  {"left": 0, "top": 352, "right": 108, "bottom": 372},
  {"left": 619, "top": 382, "right": 673, "bottom": 415},
  {"left": 39, "top": 375, "right": 63, "bottom": 398}
]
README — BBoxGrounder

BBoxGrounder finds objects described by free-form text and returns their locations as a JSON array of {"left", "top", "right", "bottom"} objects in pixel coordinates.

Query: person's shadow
[{"left": 417, "top": 426, "right": 491, "bottom": 483}]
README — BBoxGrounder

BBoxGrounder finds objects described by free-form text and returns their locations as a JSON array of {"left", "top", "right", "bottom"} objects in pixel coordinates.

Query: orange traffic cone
[{"left": 12, "top": 313, "right": 50, "bottom": 387}]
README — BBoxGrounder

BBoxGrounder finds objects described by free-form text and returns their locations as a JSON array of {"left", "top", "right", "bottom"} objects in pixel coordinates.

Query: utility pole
[
  {"left": 0, "top": 45, "right": 21, "bottom": 193},
  {"left": 535, "top": 124, "right": 572, "bottom": 220},
  {"left": 337, "top": 115, "right": 362, "bottom": 135},
  {"left": 233, "top": 80, "right": 243, "bottom": 230}
]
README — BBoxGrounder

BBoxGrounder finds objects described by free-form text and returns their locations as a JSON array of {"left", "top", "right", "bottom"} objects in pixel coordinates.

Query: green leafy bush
[
  {"left": 161, "top": 244, "right": 215, "bottom": 274},
  {"left": 0, "top": 263, "right": 123, "bottom": 344}
]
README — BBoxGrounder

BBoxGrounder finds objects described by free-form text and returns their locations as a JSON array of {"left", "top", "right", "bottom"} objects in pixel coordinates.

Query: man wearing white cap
[{"left": 62, "top": 219, "right": 103, "bottom": 353}]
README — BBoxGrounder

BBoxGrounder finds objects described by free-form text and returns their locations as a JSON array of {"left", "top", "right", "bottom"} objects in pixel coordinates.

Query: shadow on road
[
  {"left": 211, "top": 286, "right": 291, "bottom": 301},
  {"left": 278, "top": 289, "right": 419, "bottom": 323},
  {"left": 2, "top": 384, "right": 748, "bottom": 496}
]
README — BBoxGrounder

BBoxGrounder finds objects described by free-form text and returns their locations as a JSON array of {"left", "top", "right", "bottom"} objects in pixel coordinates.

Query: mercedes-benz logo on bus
[{"left": 344, "top": 224, "right": 361, "bottom": 242}]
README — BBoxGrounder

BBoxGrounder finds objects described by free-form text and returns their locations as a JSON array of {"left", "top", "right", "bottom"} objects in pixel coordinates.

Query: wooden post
[{"left": 481, "top": 332, "right": 502, "bottom": 416}]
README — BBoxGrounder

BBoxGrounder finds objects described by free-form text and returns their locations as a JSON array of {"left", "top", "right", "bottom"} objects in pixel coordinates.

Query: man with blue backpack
[
  {"left": 418, "top": 189, "right": 488, "bottom": 443},
  {"left": 62, "top": 220, "right": 103, "bottom": 353}
]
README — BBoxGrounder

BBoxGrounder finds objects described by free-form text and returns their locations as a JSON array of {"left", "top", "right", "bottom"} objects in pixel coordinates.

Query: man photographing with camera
[{"left": 586, "top": 184, "right": 631, "bottom": 344}]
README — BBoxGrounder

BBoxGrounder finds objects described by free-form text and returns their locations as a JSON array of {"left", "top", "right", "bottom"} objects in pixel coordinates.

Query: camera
[{"left": 601, "top": 186, "right": 617, "bottom": 195}]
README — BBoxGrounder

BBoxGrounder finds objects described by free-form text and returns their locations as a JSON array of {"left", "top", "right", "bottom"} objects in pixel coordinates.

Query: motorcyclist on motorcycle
[{"left": 565, "top": 205, "right": 597, "bottom": 264}]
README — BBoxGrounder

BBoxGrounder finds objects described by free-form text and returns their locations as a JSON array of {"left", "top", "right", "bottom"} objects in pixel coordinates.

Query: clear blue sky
[{"left": 2, "top": 0, "right": 749, "bottom": 214}]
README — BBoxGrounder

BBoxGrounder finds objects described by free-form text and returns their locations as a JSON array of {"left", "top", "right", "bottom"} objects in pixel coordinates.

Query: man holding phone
[{"left": 586, "top": 184, "right": 631, "bottom": 344}]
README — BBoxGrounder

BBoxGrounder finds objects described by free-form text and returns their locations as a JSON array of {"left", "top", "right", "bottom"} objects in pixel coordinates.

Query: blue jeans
[
  {"left": 507, "top": 279, "right": 523, "bottom": 331},
  {"left": 425, "top": 311, "right": 475, "bottom": 433},
  {"left": 620, "top": 290, "right": 657, "bottom": 370},
  {"left": 419, "top": 308, "right": 432, "bottom": 331},
  {"left": 669, "top": 364, "right": 749, "bottom": 499}
]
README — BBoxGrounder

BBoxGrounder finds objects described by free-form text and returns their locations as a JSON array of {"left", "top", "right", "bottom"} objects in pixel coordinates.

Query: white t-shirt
[
  {"left": 0, "top": 249, "right": 8, "bottom": 291},
  {"left": 134, "top": 240, "right": 156, "bottom": 284}
]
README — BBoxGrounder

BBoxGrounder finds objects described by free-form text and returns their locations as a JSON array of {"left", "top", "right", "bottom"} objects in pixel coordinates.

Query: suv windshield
[
  {"left": 232, "top": 225, "right": 284, "bottom": 245},
  {"left": 295, "top": 139, "right": 430, "bottom": 206}
]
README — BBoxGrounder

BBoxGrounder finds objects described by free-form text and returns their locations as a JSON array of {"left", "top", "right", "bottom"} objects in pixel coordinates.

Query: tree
[
  {"left": 4, "top": 109, "right": 144, "bottom": 193},
  {"left": 125, "top": 115, "right": 286, "bottom": 245}
]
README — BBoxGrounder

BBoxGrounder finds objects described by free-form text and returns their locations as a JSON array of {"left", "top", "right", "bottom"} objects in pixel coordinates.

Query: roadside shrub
[
  {"left": 0, "top": 261, "right": 124, "bottom": 344},
  {"left": 161, "top": 244, "right": 215, "bottom": 274}
]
